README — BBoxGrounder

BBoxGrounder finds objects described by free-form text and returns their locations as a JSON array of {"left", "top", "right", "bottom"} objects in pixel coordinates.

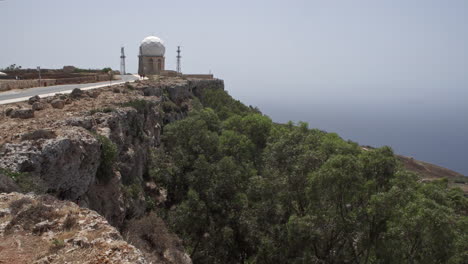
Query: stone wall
[
  {"left": 182, "top": 74, "right": 214, "bottom": 79},
  {"left": 0, "top": 79, "right": 57, "bottom": 91},
  {"left": 0, "top": 75, "right": 113, "bottom": 91}
]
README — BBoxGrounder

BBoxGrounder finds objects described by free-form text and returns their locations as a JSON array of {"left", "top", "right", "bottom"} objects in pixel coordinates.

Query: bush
[
  {"left": 123, "top": 183, "right": 143, "bottom": 199},
  {"left": 0, "top": 168, "right": 44, "bottom": 193},
  {"left": 49, "top": 238, "right": 66, "bottom": 253},
  {"left": 124, "top": 212, "right": 185, "bottom": 262},
  {"left": 95, "top": 134, "right": 118, "bottom": 184},
  {"left": 62, "top": 214, "right": 78, "bottom": 231},
  {"left": 125, "top": 82, "right": 135, "bottom": 90},
  {"left": 88, "top": 107, "right": 116, "bottom": 115},
  {"left": 5, "top": 203, "right": 58, "bottom": 234},
  {"left": 162, "top": 101, "right": 180, "bottom": 113},
  {"left": 9, "top": 197, "right": 33, "bottom": 215},
  {"left": 120, "top": 99, "right": 153, "bottom": 113}
]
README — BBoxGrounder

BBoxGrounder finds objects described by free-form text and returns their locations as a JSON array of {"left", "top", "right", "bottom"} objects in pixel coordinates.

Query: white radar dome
[{"left": 140, "top": 36, "right": 166, "bottom": 57}]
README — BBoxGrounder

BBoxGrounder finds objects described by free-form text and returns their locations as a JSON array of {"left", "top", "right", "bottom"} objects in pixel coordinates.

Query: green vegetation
[
  {"left": 88, "top": 107, "right": 116, "bottom": 115},
  {"left": 50, "top": 238, "right": 66, "bottom": 253},
  {"left": 101, "top": 67, "right": 112, "bottom": 73},
  {"left": 162, "top": 101, "right": 180, "bottom": 113},
  {"left": 123, "top": 183, "right": 143, "bottom": 199},
  {"left": 120, "top": 99, "right": 154, "bottom": 113},
  {"left": 95, "top": 134, "right": 118, "bottom": 184},
  {"left": 148, "top": 89, "right": 468, "bottom": 263},
  {"left": 125, "top": 82, "right": 135, "bottom": 90},
  {"left": 0, "top": 168, "right": 44, "bottom": 193},
  {"left": 1, "top": 64, "right": 22, "bottom": 71}
]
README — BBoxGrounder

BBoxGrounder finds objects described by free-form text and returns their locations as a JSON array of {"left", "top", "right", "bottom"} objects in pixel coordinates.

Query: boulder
[
  {"left": 21, "top": 129, "right": 57, "bottom": 141},
  {"left": 32, "top": 101, "right": 47, "bottom": 111},
  {"left": 51, "top": 99, "right": 65, "bottom": 109},
  {"left": 4, "top": 108, "right": 13, "bottom": 116},
  {"left": 28, "top": 95, "right": 41, "bottom": 105},
  {"left": 9, "top": 109, "right": 34, "bottom": 119},
  {"left": 87, "top": 90, "right": 100, "bottom": 98},
  {"left": 70, "top": 88, "right": 83, "bottom": 98},
  {"left": 0, "top": 173, "right": 20, "bottom": 193}
]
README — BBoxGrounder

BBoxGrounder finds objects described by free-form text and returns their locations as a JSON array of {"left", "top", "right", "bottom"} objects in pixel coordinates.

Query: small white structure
[
  {"left": 0, "top": 72, "right": 7, "bottom": 76},
  {"left": 138, "top": 36, "right": 166, "bottom": 75}
]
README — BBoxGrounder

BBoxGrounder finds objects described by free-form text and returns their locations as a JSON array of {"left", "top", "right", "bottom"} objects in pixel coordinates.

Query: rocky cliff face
[
  {"left": 0, "top": 77, "right": 224, "bottom": 263},
  {"left": 0, "top": 192, "right": 147, "bottom": 264}
]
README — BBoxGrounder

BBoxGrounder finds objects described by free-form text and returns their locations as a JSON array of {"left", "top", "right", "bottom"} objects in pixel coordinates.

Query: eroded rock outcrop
[
  {"left": 0, "top": 77, "right": 223, "bottom": 263},
  {"left": 0, "top": 192, "right": 147, "bottom": 264}
]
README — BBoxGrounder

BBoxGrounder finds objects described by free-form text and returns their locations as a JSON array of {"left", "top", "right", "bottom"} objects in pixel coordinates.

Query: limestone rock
[
  {"left": 4, "top": 107, "right": 13, "bottom": 116},
  {"left": 28, "top": 95, "right": 41, "bottom": 105},
  {"left": 32, "top": 101, "right": 47, "bottom": 111},
  {"left": 70, "top": 88, "right": 84, "bottom": 98},
  {"left": 87, "top": 90, "right": 100, "bottom": 98},
  {"left": 51, "top": 99, "right": 65, "bottom": 109},
  {"left": 0, "top": 193, "right": 148, "bottom": 264},
  {"left": 0, "top": 128, "right": 100, "bottom": 200},
  {"left": 9, "top": 109, "right": 34, "bottom": 119},
  {"left": 20, "top": 129, "right": 57, "bottom": 141},
  {"left": 0, "top": 173, "right": 20, "bottom": 193}
]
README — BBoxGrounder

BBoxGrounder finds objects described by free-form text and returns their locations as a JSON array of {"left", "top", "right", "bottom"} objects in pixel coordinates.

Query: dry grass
[
  {"left": 9, "top": 197, "right": 33, "bottom": 215},
  {"left": 5, "top": 203, "right": 59, "bottom": 235}
]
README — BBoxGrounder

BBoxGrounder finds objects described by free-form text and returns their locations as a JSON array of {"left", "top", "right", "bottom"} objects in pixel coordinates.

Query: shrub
[
  {"left": 88, "top": 107, "right": 116, "bottom": 115},
  {"left": 0, "top": 168, "right": 44, "bottom": 194},
  {"left": 5, "top": 203, "right": 58, "bottom": 234},
  {"left": 9, "top": 197, "right": 33, "bottom": 215},
  {"left": 124, "top": 212, "right": 185, "bottom": 261},
  {"left": 49, "top": 238, "right": 66, "bottom": 253},
  {"left": 162, "top": 101, "right": 180, "bottom": 113},
  {"left": 95, "top": 134, "right": 118, "bottom": 184},
  {"left": 125, "top": 82, "right": 135, "bottom": 90},
  {"left": 120, "top": 99, "right": 153, "bottom": 113},
  {"left": 62, "top": 214, "right": 78, "bottom": 231},
  {"left": 123, "top": 183, "right": 143, "bottom": 199}
]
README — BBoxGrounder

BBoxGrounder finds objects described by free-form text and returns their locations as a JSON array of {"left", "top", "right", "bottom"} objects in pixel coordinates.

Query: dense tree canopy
[{"left": 149, "top": 89, "right": 468, "bottom": 263}]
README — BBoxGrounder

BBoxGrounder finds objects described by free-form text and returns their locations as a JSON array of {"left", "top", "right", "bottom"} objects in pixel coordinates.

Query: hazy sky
[
  {"left": 1, "top": 0, "right": 467, "bottom": 101},
  {"left": 1, "top": 0, "right": 467, "bottom": 173}
]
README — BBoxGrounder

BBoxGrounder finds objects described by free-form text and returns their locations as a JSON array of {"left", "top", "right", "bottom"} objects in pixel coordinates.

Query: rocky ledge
[{"left": 0, "top": 192, "right": 147, "bottom": 264}]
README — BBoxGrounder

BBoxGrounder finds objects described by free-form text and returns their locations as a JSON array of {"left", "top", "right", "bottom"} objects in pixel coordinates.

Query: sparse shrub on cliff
[
  {"left": 88, "top": 107, "right": 116, "bottom": 115},
  {"left": 49, "top": 238, "right": 66, "bottom": 253},
  {"left": 162, "top": 101, "right": 180, "bottom": 113},
  {"left": 124, "top": 212, "right": 185, "bottom": 262},
  {"left": 95, "top": 134, "right": 117, "bottom": 184},
  {"left": 125, "top": 82, "right": 135, "bottom": 90},
  {"left": 120, "top": 99, "right": 154, "bottom": 114},
  {"left": 123, "top": 183, "right": 143, "bottom": 199},
  {"left": 9, "top": 197, "right": 33, "bottom": 215},
  {"left": 5, "top": 202, "right": 58, "bottom": 235},
  {"left": 62, "top": 214, "right": 78, "bottom": 231},
  {"left": 0, "top": 168, "right": 44, "bottom": 194}
]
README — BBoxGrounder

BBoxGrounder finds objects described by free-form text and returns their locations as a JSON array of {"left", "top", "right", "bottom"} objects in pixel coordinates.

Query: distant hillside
[{"left": 398, "top": 155, "right": 468, "bottom": 193}]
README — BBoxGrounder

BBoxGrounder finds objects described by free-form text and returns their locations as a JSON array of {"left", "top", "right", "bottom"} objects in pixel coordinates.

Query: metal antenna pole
[
  {"left": 176, "top": 46, "right": 182, "bottom": 73},
  {"left": 120, "top": 47, "right": 126, "bottom": 75},
  {"left": 37, "top": 66, "right": 41, "bottom": 86}
]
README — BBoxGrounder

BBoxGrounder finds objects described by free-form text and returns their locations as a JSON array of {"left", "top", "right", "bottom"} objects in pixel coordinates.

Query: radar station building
[{"left": 138, "top": 36, "right": 166, "bottom": 75}]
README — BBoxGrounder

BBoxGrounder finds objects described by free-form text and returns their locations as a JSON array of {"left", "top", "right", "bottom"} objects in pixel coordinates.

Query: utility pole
[
  {"left": 37, "top": 66, "right": 41, "bottom": 86},
  {"left": 176, "top": 46, "right": 181, "bottom": 73},
  {"left": 120, "top": 47, "right": 126, "bottom": 75}
]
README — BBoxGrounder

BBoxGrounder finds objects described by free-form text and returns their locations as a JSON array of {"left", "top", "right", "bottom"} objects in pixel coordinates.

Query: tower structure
[
  {"left": 138, "top": 36, "right": 166, "bottom": 76},
  {"left": 120, "top": 47, "right": 126, "bottom": 75},
  {"left": 176, "top": 46, "right": 181, "bottom": 73}
]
